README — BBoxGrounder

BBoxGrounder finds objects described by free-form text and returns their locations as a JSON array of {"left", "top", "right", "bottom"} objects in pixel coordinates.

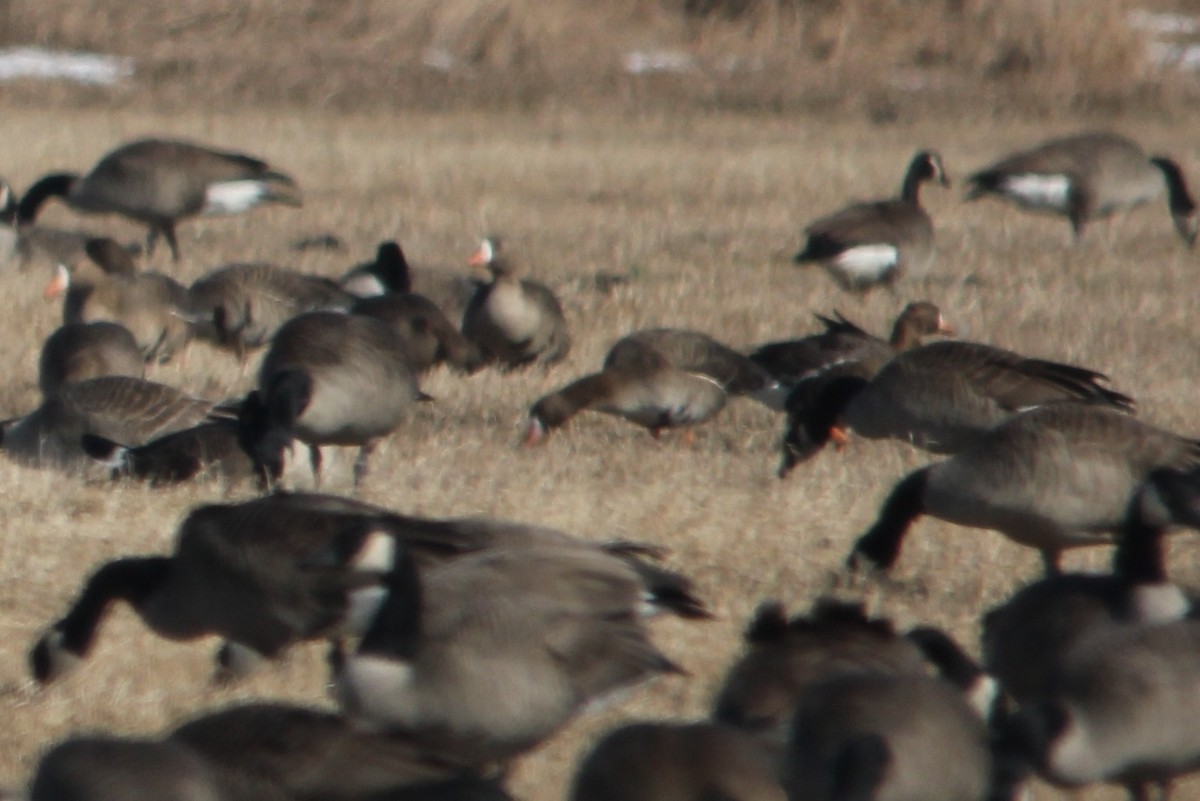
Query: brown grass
[
  {"left": 1, "top": 104, "right": 1199, "bottom": 801},
  {"left": 0, "top": 0, "right": 1188, "bottom": 114}
]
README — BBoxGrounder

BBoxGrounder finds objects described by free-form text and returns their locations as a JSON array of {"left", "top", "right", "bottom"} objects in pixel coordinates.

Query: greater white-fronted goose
[
  {"left": 605, "top": 328, "right": 785, "bottom": 409},
  {"left": 80, "top": 420, "right": 261, "bottom": 488},
  {"left": 30, "top": 492, "right": 544, "bottom": 684},
  {"left": 47, "top": 237, "right": 191, "bottom": 363},
  {"left": 785, "top": 338, "right": 1134, "bottom": 469},
  {"left": 794, "top": 151, "right": 949, "bottom": 291},
  {"left": 995, "top": 618, "right": 1200, "bottom": 801},
  {"left": 16, "top": 138, "right": 302, "bottom": 261},
  {"left": 29, "top": 702, "right": 510, "bottom": 801},
  {"left": 0, "top": 376, "right": 217, "bottom": 470},
  {"left": 340, "top": 240, "right": 412, "bottom": 298},
  {"left": 965, "top": 131, "right": 1198, "bottom": 246},
  {"left": 0, "top": 180, "right": 102, "bottom": 270},
  {"left": 186, "top": 262, "right": 354, "bottom": 362},
  {"left": 981, "top": 469, "right": 1195, "bottom": 705},
  {"left": 38, "top": 321, "right": 144, "bottom": 397},
  {"left": 569, "top": 722, "right": 786, "bottom": 801},
  {"left": 240, "top": 310, "right": 426, "bottom": 488},
  {"left": 848, "top": 405, "right": 1200, "bottom": 576},
  {"left": 461, "top": 237, "right": 571, "bottom": 369},
  {"left": 338, "top": 541, "right": 709, "bottom": 765}
]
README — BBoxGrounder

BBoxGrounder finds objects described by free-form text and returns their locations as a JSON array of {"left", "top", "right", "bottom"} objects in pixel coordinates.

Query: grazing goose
[
  {"left": 965, "top": 131, "right": 1198, "bottom": 246},
  {"left": 29, "top": 702, "right": 511, "bottom": 801},
  {"left": 38, "top": 322, "right": 144, "bottom": 397},
  {"left": 16, "top": 138, "right": 302, "bottom": 261},
  {"left": 340, "top": 240, "right": 412, "bottom": 298},
  {"left": 981, "top": 468, "right": 1196, "bottom": 704},
  {"left": 995, "top": 618, "right": 1200, "bottom": 801},
  {"left": 785, "top": 338, "right": 1134, "bottom": 467},
  {"left": 793, "top": 151, "right": 949, "bottom": 291},
  {"left": 186, "top": 262, "right": 354, "bottom": 362},
  {"left": 29, "top": 493, "right": 564, "bottom": 684},
  {"left": 0, "top": 180, "right": 103, "bottom": 270},
  {"left": 710, "top": 599, "right": 930, "bottom": 754},
  {"left": 0, "top": 376, "right": 217, "bottom": 470},
  {"left": 81, "top": 420, "right": 261, "bottom": 487},
  {"left": 337, "top": 541, "right": 709, "bottom": 765},
  {"left": 240, "top": 310, "right": 427, "bottom": 488},
  {"left": 48, "top": 237, "right": 191, "bottom": 363},
  {"left": 848, "top": 405, "right": 1200, "bottom": 576},
  {"left": 569, "top": 721, "right": 786, "bottom": 801},
  {"left": 461, "top": 237, "right": 571, "bottom": 369}
]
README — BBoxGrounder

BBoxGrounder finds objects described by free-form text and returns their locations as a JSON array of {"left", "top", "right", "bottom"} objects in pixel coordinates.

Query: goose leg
[
  {"left": 162, "top": 221, "right": 181, "bottom": 261},
  {"left": 145, "top": 225, "right": 159, "bottom": 257},
  {"left": 1039, "top": 548, "right": 1062, "bottom": 577},
  {"left": 308, "top": 444, "right": 323, "bottom": 488},
  {"left": 353, "top": 442, "right": 377, "bottom": 489}
]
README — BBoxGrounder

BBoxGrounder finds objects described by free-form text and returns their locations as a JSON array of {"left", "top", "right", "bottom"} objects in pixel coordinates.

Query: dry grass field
[{"left": 0, "top": 105, "right": 1197, "bottom": 800}]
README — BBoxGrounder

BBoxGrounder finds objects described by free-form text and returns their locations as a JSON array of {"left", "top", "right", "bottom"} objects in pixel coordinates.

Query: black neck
[
  {"left": 375, "top": 242, "right": 412, "bottom": 294},
  {"left": 1151, "top": 157, "right": 1197, "bottom": 216},
  {"left": 16, "top": 173, "right": 77, "bottom": 224},
  {"left": 905, "top": 626, "right": 982, "bottom": 690},
  {"left": 803, "top": 375, "right": 869, "bottom": 451},
  {"left": 56, "top": 556, "right": 172, "bottom": 654},
  {"left": 358, "top": 548, "right": 421, "bottom": 660},
  {"left": 850, "top": 468, "right": 929, "bottom": 570}
]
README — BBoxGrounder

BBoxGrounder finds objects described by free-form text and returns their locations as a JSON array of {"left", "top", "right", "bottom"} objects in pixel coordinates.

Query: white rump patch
[
  {"left": 832, "top": 244, "right": 899, "bottom": 281},
  {"left": 341, "top": 272, "right": 387, "bottom": 298},
  {"left": 1131, "top": 582, "right": 1191, "bottom": 623},
  {"left": 1001, "top": 174, "right": 1072, "bottom": 212},
  {"left": 202, "top": 180, "right": 272, "bottom": 215}
]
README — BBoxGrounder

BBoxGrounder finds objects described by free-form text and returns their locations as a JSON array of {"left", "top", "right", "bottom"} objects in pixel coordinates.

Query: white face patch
[
  {"left": 478, "top": 238, "right": 494, "bottom": 263},
  {"left": 1000, "top": 174, "right": 1072, "bottom": 212},
  {"left": 202, "top": 180, "right": 271, "bottom": 215},
  {"left": 832, "top": 244, "right": 899, "bottom": 280}
]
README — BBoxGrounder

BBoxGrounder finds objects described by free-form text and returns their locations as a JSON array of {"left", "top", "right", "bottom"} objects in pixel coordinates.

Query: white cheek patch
[
  {"left": 202, "top": 180, "right": 272, "bottom": 215},
  {"left": 351, "top": 530, "right": 396, "bottom": 572},
  {"left": 832, "top": 244, "right": 899, "bottom": 281},
  {"left": 1001, "top": 174, "right": 1072, "bottom": 212},
  {"left": 967, "top": 674, "right": 1000, "bottom": 722}
]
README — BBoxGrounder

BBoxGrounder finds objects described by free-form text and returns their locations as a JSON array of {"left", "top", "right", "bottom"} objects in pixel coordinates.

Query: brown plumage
[
  {"left": 47, "top": 237, "right": 191, "bottom": 363},
  {"left": 794, "top": 151, "right": 949, "bottom": 291},
  {"left": 81, "top": 420, "right": 259, "bottom": 488},
  {"left": 849, "top": 404, "right": 1200, "bottom": 575},
  {"left": 16, "top": 138, "right": 302, "bottom": 261},
  {"left": 352, "top": 294, "right": 484, "bottom": 376},
  {"left": 38, "top": 322, "right": 144, "bottom": 397},
  {"left": 461, "top": 237, "right": 571, "bottom": 369},
  {"left": 966, "top": 131, "right": 1198, "bottom": 246}
]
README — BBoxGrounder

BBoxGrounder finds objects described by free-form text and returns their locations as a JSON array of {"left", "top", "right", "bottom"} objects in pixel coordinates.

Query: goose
[
  {"left": 461, "top": 237, "right": 571, "bottom": 369},
  {"left": 80, "top": 420, "right": 262, "bottom": 487},
  {"left": 240, "top": 310, "right": 427, "bottom": 488},
  {"left": 965, "top": 131, "right": 1198, "bottom": 246},
  {"left": 785, "top": 338, "right": 1134, "bottom": 468},
  {"left": 47, "top": 237, "right": 191, "bottom": 363},
  {"left": 186, "top": 262, "right": 354, "bottom": 362},
  {"left": 352, "top": 294, "right": 485, "bottom": 376},
  {"left": 0, "top": 179, "right": 102, "bottom": 271},
  {"left": 793, "top": 151, "right": 949, "bottom": 291},
  {"left": 995, "top": 618, "right": 1200, "bottom": 801},
  {"left": 337, "top": 540, "right": 709, "bottom": 765},
  {"left": 981, "top": 468, "right": 1196, "bottom": 704},
  {"left": 38, "top": 321, "right": 144, "bottom": 397},
  {"left": 15, "top": 138, "right": 302, "bottom": 261},
  {"left": 340, "top": 240, "right": 413, "bottom": 298},
  {"left": 0, "top": 376, "right": 217, "bottom": 470},
  {"left": 29, "top": 492, "right": 575, "bottom": 684},
  {"left": 28, "top": 702, "right": 511, "bottom": 801},
  {"left": 710, "top": 599, "right": 930, "bottom": 753},
  {"left": 569, "top": 721, "right": 786, "bottom": 801},
  {"left": 847, "top": 404, "right": 1200, "bottom": 576}
]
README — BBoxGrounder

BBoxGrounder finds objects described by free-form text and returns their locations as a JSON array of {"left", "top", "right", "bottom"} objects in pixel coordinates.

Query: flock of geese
[{"left": 2, "top": 128, "right": 1200, "bottom": 801}]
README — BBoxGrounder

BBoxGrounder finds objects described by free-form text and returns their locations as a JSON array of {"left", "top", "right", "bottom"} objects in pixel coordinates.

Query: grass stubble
[{"left": 0, "top": 106, "right": 1196, "bottom": 801}]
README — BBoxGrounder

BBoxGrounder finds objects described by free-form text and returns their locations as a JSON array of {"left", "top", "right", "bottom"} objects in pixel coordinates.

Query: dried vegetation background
[{"left": 0, "top": 1, "right": 1199, "bottom": 801}]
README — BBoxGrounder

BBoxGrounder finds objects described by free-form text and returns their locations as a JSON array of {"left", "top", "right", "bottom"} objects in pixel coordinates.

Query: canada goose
[
  {"left": 995, "top": 619, "right": 1200, "bottom": 801},
  {"left": 569, "top": 721, "right": 786, "bottom": 801},
  {"left": 604, "top": 328, "right": 785, "bottom": 409},
  {"left": 46, "top": 237, "right": 191, "bottom": 363},
  {"left": 461, "top": 237, "right": 571, "bottom": 369},
  {"left": 710, "top": 599, "right": 929, "bottom": 753},
  {"left": 38, "top": 321, "right": 144, "bottom": 397},
  {"left": 341, "top": 240, "right": 412, "bottom": 298},
  {"left": 786, "top": 338, "right": 1133, "bottom": 468},
  {"left": 337, "top": 541, "right": 709, "bottom": 765},
  {"left": 750, "top": 302, "right": 950, "bottom": 388},
  {"left": 793, "top": 151, "right": 949, "bottom": 291},
  {"left": 186, "top": 262, "right": 354, "bottom": 362},
  {"left": 848, "top": 405, "right": 1200, "bottom": 576},
  {"left": 965, "top": 131, "right": 1198, "bottom": 246},
  {"left": 240, "top": 310, "right": 427, "bottom": 488},
  {"left": 351, "top": 295, "right": 484, "bottom": 376},
  {"left": 0, "top": 376, "right": 217, "bottom": 470},
  {"left": 28, "top": 702, "right": 510, "bottom": 801},
  {"left": 981, "top": 468, "right": 1196, "bottom": 704},
  {"left": 16, "top": 138, "right": 302, "bottom": 261},
  {"left": 80, "top": 420, "right": 262, "bottom": 487},
  {"left": 30, "top": 492, "right": 549, "bottom": 684}
]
